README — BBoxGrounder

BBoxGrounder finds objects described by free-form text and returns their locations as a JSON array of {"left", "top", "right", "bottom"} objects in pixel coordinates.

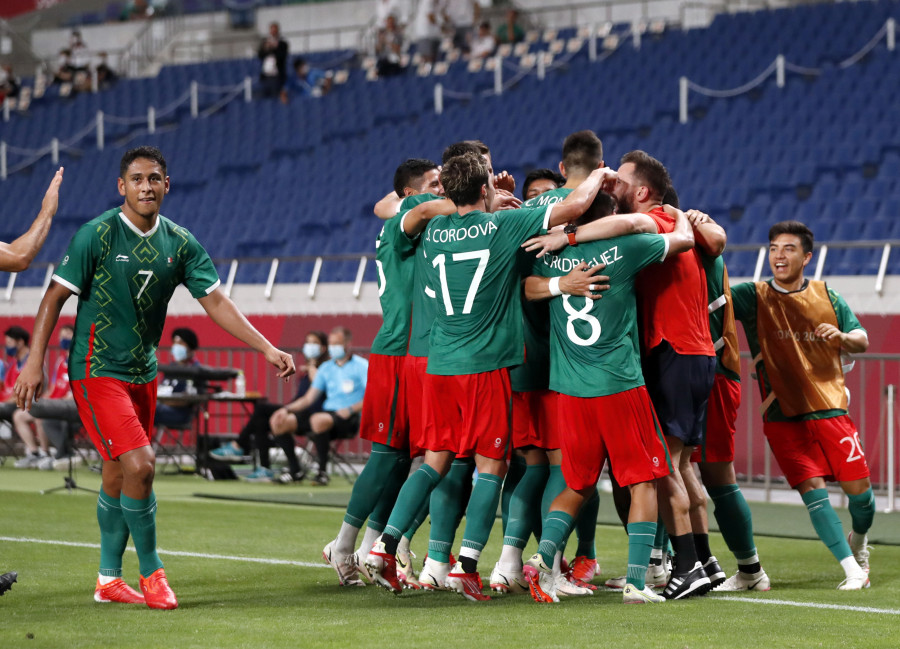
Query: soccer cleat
[
  {"left": 276, "top": 468, "right": 306, "bottom": 484},
  {"left": 311, "top": 471, "right": 330, "bottom": 486},
  {"left": 523, "top": 554, "right": 558, "bottom": 604},
  {"left": 323, "top": 541, "right": 364, "bottom": 587},
  {"left": 715, "top": 569, "right": 771, "bottom": 592},
  {"left": 568, "top": 555, "right": 599, "bottom": 583},
  {"left": 353, "top": 549, "right": 374, "bottom": 584},
  {"left": 0, "top": 571, "right": 17, "bottom": 596},
  {"left": 365, "top": 540, "right": 402, "bottom": 594},
  {"left": 489, "top": 562, "right": 528, "bottom": 594},
  {"left": 419, "top": 557, "right": 452, "bottom": 591},
  {"left": 702, "top": 555, "right": 727, "bottom": 589},
  {"left": 662, "top": 561, "right": 711, "bottom": 600},
  {"left": 209, "top": 444, "right": 246, "bottom": 462},
  {"left": 94, "top": 577, "right": 146, "bottom": 604},
  {"left": 14, "top": 452, "right": 45, "bottom": 469},
  {"left": 847, "top": 531, "right": 871, "bottom": 573},
  {"left": 446, "top": 563, "right": 491, "bottom": 602},
  {"left": 604, "top": 575, "right": 627, "bottom": 589},
  {"left": 622, "top": 583, "right": 666, "bottom": 604},
  {"left": 244, "top": 466, "right": 275, "bottom": 482},
  {"left": 837, "top": 574, "right": 870, "bottom": 591},
  {"left": 646, "top": 561, "right": 670, "bottom": 589},
  {"left": 396, "top": 550, "right": 420, "bottom": 590},
  {"left": 555, "top": 573, "right": 593, "bottom": 597},
  {"left": 139, "top": 569, "right": 178, "bottom": 610}
]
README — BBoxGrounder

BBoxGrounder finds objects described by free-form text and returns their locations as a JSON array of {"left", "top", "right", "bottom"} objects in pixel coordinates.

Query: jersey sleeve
[
  {"left": 829, "top": 288, "right": 865, "bottom": 334},
  {"left": 311, "top": 364, "right": 329, "bottom": 392},
  {"left": 179, "top": 229, "right": 221, "bottom": 298},
  {"left": 391, "top": 212, "right": 418, "bottom": 252},
  {"left": 623, "top": 233, "right": 668, "bottom": 270},
  {"left": 495, "top": 204, "right": 552, "bottom": 245},
  {"left": 52, "top": 222, "right": 102, "bottom": 295},
  {"left": 730, "top": 281, "right": 756, "bottom": 323}
]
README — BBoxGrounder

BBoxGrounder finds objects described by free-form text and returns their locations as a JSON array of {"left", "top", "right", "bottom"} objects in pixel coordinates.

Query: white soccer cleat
[
  {"left": 396, "top": 549, "right": 420, "bottom": 590},
  {"left": 418, "top": 557, "right": 452, "bottom": 591},
  {"left": 322, "top": 540, "right": 364, "bottom": 587},
  {"left": 622, "top": 583, "right": 666, "bottom": 604},
  {"left": 714, "top": 569, "right": 771, "bottom": 592},
  {"left": 847, "top": 531, "right": 871, "bottom": 573},
  {"left": 555, "top": 573, "right": 592, "bottom": 597},
  {"left": 838, "top": 574, "right": 870, "bottom": 591},
  {"left": 646, "top": 562, "right": 670, "bottom": 589},
  {"left": 523, "top": 554, "right": 559, "bottom": 604},
  {"left": 489, "top": 562, "right": 528, "bottom": 594}
]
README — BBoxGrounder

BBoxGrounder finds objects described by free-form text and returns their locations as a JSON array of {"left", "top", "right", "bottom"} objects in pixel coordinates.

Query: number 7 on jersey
[{"left": 432, "top": 249, "right": 490, "bottom": 315}]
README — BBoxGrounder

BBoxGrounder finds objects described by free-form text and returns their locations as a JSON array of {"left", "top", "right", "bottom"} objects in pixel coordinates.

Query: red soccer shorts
[
  {"left": 691, "top": 374, "right": 741, "bottom": 464},
  {"left": 421, "top": 368, "right": 512, "bottom": 461},
  {"left": 71, "top": 376, "right": 157, "bottom": 461},
  {"left": 512, "top": 389, "right": 560, "bottom": 450},
  {"left": 558, "top": 387, "right": 671, "bottom": 490},
  {"left": 763, "top": 415, "right": 870, "bottom": 488},
  {"left": 359, "top": 353, "right": 408, "bottom": 450},
  {"left": 403, "top": 355, "right": 428, "bottom": 458}
]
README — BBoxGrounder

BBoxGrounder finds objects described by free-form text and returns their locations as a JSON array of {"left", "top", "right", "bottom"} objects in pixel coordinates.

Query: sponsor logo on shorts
[
  {"left": 652, "top": 456, "right": 659, "bottom": 467},
  {"left": 378, "top": 423, "right": 384, "bottom": 431},
  {"left": 494, "top": 437, "right": 502, "bottom": 448}
]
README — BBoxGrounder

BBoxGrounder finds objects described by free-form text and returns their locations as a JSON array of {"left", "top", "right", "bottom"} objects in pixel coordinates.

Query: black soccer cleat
[
  {"left": 702, "top": 556, "right": 727, "bottom": 590},
  {"left": 0, "top": 571, "right": 18, "bottom": 596},
  {"left": 662, "top": 562, "right": 711, "bottom": 600}
]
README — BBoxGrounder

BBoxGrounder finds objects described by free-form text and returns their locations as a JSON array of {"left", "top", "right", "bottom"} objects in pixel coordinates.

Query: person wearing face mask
[
  {"left": 210, "top": 331, "right": 329, "bottom": 483},
  {"left": 11, "top": 325, "right": 76, "bottom": 469},
  {"left": 154, "top": 328, "right": 203, "bottom": 430},
  {"left": 270, "top": 327, "right": 368, "bottom": 486},
  {"left": 1, "top": 327, "right": 31, "bottom": 406}
]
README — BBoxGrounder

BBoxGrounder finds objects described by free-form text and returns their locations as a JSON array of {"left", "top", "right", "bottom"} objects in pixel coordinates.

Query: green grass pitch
[{"left": 1, "top": 467, "right": 899, "bottom": 649}]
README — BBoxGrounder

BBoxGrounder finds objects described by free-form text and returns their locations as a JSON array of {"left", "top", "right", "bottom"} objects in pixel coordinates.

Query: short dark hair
[
  {"left": 120, "top": 146, "right": 167, "bottom": 179},
  {"left": 293, "top": 57, "right": 307, "bottom": 71},
  {"left": 769, "top": 220, "right": 814, "bottom": 254},
  {"left": 442, "top": 140, "right": 490, "bottom": 165},
  {"left": 441, "top": 153, "right": 489, "bottom": 207},
  {"left": 307, "top": 330, "right": 328, "bottom": 347},
  {"left": 522, "top": 168, "right": 564, "bottom": 198},
  {"left": 661, "top": 186, "right": 680, "bottom": 209},
  {"left": 576, "top": 191, "right": 618, "bottom": 226},
  {"left": 393, "top": 158, "right": 439, "bottom": 198},
  {"left": 4, "top": 326, "right": 29, "bottom": 346},
  {"left": 620, "top": 150, "right": 671, "bottom": 202},
  {"left": 562, "top": 130, "right": 603, "bottom": 175},
  {"left": 172, "top": 327, "right": 199, "bottom": 351}
]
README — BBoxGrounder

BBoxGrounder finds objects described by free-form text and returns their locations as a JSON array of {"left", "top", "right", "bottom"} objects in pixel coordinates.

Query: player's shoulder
[{"left": 399, "top": 192, "right": 442, "bottom": 212}]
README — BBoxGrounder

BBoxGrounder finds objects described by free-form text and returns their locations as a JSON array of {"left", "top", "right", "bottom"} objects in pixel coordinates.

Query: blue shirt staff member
[{"left": 271, "top": 327, "right": 368, "bottom": 485}]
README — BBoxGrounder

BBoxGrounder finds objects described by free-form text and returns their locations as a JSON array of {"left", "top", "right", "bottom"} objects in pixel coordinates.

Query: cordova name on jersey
[
  {"left": 426, "top": 219, "right": 498, "bottom": 243},
  {"left": 542, "top": 244, "right": 624, "bottom": 272}
]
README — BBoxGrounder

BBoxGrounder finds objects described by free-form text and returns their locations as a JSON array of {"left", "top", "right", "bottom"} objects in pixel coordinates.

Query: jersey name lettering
[
  {"left": 426, "top": 220, "right": 497, "bottom": 243},
  {"left": 542, "top": 245, "right": 624, "bottom": 273}
]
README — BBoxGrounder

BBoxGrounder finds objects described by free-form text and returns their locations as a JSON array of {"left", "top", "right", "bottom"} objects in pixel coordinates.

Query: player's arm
[
  {"left": 198, "top": 288, "right": 295, "bottom": 379},
  {"left": 545, "top": 167, "right": 616, "bottom": 228},
  {"left": 524, "top": 262, "right": 609, "bottom": 301},
  {"left": 13, "top": 281, "right": 73, "bottom": 409},
  {"left": 374, "top": 190, "right": 402, "bottom": 220},
  {"left": 814, "top": 326, "right": 868, "bottom": 354},
  {"left": 521, "top": 213, "right": 657, "bottom": 258},
  {"left": 660, "top": 205, "right": 695, "bottom": 259},
  {"left": 401, "top": 198, "right": 456, "bottom": 237},
  {"left": 0, "top": 168, "right": 63, "bottom": 273},
  {"left": 685, "top": 209, "right": 726, "bottom": 257}
]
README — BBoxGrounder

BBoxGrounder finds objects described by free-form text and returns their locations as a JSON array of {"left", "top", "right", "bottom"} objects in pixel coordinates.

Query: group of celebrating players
[{"left": 321, "top": 131, "right": 877, "bottom": 604}]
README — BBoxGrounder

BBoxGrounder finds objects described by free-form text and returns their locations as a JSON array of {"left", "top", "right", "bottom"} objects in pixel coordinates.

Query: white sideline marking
[
  {"left": 0, "top": 536, "right": 328, "bottom": 569},
  {"left": 712, "top": 595, "right": 900, "bottom": 616}
]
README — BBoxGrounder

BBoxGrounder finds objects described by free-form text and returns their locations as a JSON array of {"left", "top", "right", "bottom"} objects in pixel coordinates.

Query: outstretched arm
[
  {"left": 374, "top": 191, "right": 403, "bottom": 220},
  {"left": 400, "top": 198, "right": 457, "bottom": 238},
  {"left": 198, "top": 288, "right": 295, "bottom": 379},
  {"left": 522, "top": 213, "right": 657, "bottom": 257},
  {"left": 0, "top": 167, "right": 64, "bottom": 273},
  {"left": 545, "top": 167, "right": 616, "bottom": 228}
]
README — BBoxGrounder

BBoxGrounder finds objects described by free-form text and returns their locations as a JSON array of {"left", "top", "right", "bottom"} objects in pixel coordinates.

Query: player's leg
[
  {"left": 397, "top": 493, "right": 428, "bottom": 589},
  {"left": 93, "top": 459, "right": 143, "bottom": 604},
  {"left": 569, "top": 486, "right": 600, "bottom": 585},
  {"left": 621, "top": 480, "right": 665, "bottom": 604},
  {"left": 423, "top": 457, "right": 474, "bottom": 590},
  {"left": 501, "top": 453, "right": 526, "bottom": 532}
]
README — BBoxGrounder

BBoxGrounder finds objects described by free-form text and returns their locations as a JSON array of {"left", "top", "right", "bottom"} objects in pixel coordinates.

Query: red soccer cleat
[
  {"left": 139, "top": 568, "right": 178, "bottom": 610},
  {"left": 94, "top": 577, "right": 146, "bottom": 604}
]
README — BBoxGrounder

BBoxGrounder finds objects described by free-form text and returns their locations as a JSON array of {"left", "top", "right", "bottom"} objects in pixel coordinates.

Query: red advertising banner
[{"left": 1, "top": 0, "right": 70, "bottom": 19}]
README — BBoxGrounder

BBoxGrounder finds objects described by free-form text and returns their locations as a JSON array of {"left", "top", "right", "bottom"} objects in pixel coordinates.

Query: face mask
[
  {"left": 60, "top": 338, "right": 72, "bottom": 352},
  {"left": 328, "top": 345, "right": 346, "bottom": 361},
  {"left": 5, "top": 345, "right": 17, "bottom": 357},
  {"left": 171, "top": 343, "right": 189, "bottom": 362},
  {"left": 303, "top": 343, "right": 322, "bottom": 359}
]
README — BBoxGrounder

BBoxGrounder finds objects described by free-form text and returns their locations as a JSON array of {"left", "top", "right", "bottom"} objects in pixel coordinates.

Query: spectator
[
  {"left": 54, "top": 49, "right": 76, "bottom": 85},
  {"left": 376, "top": 14, "right": 406, "bottom": 77},
  {"left": 280, "top": 57, "right": 332, "bottom": 103},
  {"left": 469, "top": 20, "right": 495, "bottom": 59},
  {"left": 443, "top": 0, "right": 479, "bottom": 52},
  {"left": 495, "top": 8, "right": 525, "bottom": 45},
  {"left": 0, "top": 65, "right": 20, "bottom": 101},
  {"left": 12, "top": 325, "right": 74, "bottom": 469},
  {"left": 374, "top": 0, "right": 405, "bottom": 30},
  {"left": 210, "top": 331, "right": 329, "bottom": 483},
  {"left": 121, "top": 0, "right": 154, "bottom": 20},
  {"left": 269, "top": 327, "right": 367, "bottom": 485},
  {"left": 155, "top": 328, "right": 204, "bottom": 430},
  {"left": 413, "top": 0, "right": 443, "bottom": 64},
  {"left": 1, "top": 326, "right": 30, "bottom": 404},
  {"left": 258, "top": 22, "right": 289, "bottom": 99},
  {"left": 94, "top": 52, "right": 118, "bottom": 89},
  {"left": 69, "top": 31, "right": 91, "bottom": 71}
]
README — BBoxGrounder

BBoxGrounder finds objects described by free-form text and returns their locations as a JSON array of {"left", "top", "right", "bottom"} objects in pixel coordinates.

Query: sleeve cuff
[{"left": 51, "top": 274, "right": 81, "bottom": 296}]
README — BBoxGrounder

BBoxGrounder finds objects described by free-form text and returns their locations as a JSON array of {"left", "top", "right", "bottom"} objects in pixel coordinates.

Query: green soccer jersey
[
  {"left": 400, "top": 193, "right": 442, "bottom": 358},
  {"left": 369, "top": 213, "right": 417, "bottom": 356},
  {"left": 508, "top": 187, "right": 571, "bottom": 392},
  {"left": 53, "top": 209, "right": 220, "bottom": 384},
  {"left": 536, "top": 232, "right": 668, "bottom": 398},
  {"left": 422, "top": 203, "right": 553, "bottom": 376},
  {"left": 731, "top": 279, "right": 864, "bottom": 421},
  {"left": 701, "top": 254, "right": 741, "bottom": 382}
]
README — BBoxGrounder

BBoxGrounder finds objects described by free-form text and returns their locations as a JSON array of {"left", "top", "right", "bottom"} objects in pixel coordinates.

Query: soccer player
[
  {"left": 14, "top": 146, "right": 295, "bottom": 609},
  {"left": 0, "top": 167, "right": 63, "bottom": 273},
  {"left": 731, "top": 221, "right": 873, "bottom": 590},
  {"left": 367, "top": 154, "right": 613, "bottom": 601},
  {"left": 323, "top": 159, "right": 443, "bottom": 587},
  {"left": 522, "top": 192, "right": 695, "bottom": 604},
  {"left": 691, "top": 251, "right": 770, "bottom": 591},
  {"left": 521, "top": 168, "right": 565, "bottom": 200}
]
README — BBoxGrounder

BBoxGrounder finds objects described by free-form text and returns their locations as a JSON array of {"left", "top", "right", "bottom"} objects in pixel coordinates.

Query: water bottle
[{"left": 235, "top": 371, "right": 246, "bottom": 397}]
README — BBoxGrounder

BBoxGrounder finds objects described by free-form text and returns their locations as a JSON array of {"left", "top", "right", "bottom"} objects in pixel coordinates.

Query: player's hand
[
  {"left": 42, "top": 167, "right": 64, "bottom": 216},
  {"left": 815, "top": 323, "right": 844, "bottom": 343},
  {"left": 491, "top": 189, "right": 521, "bottom": 212},
  {"left": 522, "top": 231, "right": 567, "bottom": 257},
  {"left": 13, "top": 361, "right": 45, "bottom": 411},
  {"left": 589, "top": 167, "right": 618, "bottom": 193},
  {"left": 684, "top": 209, "right": 710, "bottom": 227},
  {"left": 267, "top": 348, "right": 296, "bottom": 379},
  {"left": 559, "top": 262, "right": 609, "bottom": 300},
  {"left": 494, "top": 171, "right": 516, "bottom": 194}
]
